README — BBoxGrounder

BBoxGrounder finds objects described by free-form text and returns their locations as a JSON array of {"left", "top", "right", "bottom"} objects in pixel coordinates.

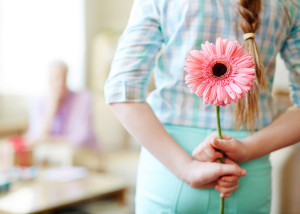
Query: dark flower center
[{"left": 212, "top": 63, "right": 227, "bottom": 77}]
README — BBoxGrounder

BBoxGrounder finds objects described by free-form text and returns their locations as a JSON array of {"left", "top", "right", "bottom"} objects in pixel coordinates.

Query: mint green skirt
[{"left": 135, "top": 125, "right": 271, "bottom": 214}]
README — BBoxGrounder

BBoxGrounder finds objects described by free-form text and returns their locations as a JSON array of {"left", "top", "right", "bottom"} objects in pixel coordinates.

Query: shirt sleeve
[
  {"left": 104, "top": 0, "right": 163, "bottom": 103},
  {"left": 279, "top": 6, "right": 300, "bottom": 107}
]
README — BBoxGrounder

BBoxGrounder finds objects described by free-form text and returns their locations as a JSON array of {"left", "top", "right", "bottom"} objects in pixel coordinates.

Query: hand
[
  {"left": 192, "top": 131, "right": 249, "bottom": 163},
  {"left": 191, "top": 132, "right": 248, "bottom": 197},
  {"left": 215, "top": 158, "right": 241, "bottom": 198},
  {"left": 184, "top": 158, "right": 246, "bottom": 192},
  {"left": 192, "top": 132, "right": 224, "bottom": 162}
]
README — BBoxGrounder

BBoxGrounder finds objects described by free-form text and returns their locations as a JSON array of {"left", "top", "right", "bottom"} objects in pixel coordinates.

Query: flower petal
[
  {"left": 235, "top": 81, "right": 251, "bottom": 93},
  {"left": 184, "top": 62, "right": 203, "bottom": 72},
  {"left": 222, "top": 39, "right": 229, "bottom": 49},
  {"left": 236, "top": 74, "right": 256, "bottom": 83},
  {"left": 190, "top": 50, "right": 205, "bottom": 59},
  {"left": 235, "top": 91, "right": 244, "bottom": 100},
  {"left": 203, "top": 95, "right": 210, "bottom": 105},
  {"left": 209, "top": 86, "right": 217, "bottom": 104},
  {"left": 225, "top": 40, "right": 237, "bottom": 58},
  {"left": 235, "top": 53, "right": 255, "bottom": 68},
  {"left": 224, "top": 91, "right": 231, "bottom": 105},
  {"left": 225, "top": 85, "right": 236, "bottom": 100},
  {"left": 217, "top": 85, "right": 225, "bottom": 104},
  {"left": 203, "top": 85, "right": 212, "bottom": 99},
  {"left": 216, "top": 37, "right": 225, "bottom": 55},
  {"left": 233, "top": 76, "right": 251, "bottom": 86},
  {"left": 186, "top": 55, "right": 205, "bottom": 65},
  {"left": 190, "top": 82, "right": 201, "bottom": 94},
  {"left": 213, "top": 99, "right": 219, "bottom": 106},
  {"left": 220, "top": 86, "right": 227, "bottom": 105},
  {"left": 201, "top": 41, "right": 217, "bottom": 56},
  {"left": 195, "top": 83, "right": 207, "bottom": 97},
  {"left": 230, "top": 82, "right": 243, "bottom": 94},
  {"left": 237, "top": 68, "right": 255, "bottom": 74},
  {"left": 231, "top": 42, "right": 244, "bottom": 59},
  {"left": 185, "top": 74, "right": 202, "bottom": 82}
]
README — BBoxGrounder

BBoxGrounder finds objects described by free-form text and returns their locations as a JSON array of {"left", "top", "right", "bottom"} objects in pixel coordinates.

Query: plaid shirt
[{"left": 104, "top": 0, "right": 300, "bottom": 130}]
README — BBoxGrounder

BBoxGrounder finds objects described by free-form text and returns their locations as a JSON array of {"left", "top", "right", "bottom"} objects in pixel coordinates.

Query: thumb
[
  {"left": 217, "top": 163, "right": 246, "bottom": 177},
  {"left": 211, "top": 138, "right": 235, "bottom": 152}
]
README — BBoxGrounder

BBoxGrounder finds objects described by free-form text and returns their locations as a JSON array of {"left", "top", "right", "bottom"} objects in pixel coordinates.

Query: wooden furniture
[{"left": 0, "top": 172, "right": 127, "bottom": 214}]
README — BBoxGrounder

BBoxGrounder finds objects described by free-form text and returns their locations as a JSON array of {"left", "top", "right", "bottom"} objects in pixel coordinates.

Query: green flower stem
[
  {"left": 216, "top": 106, "right": 225, "bottom": 163},
  {"left": 216, "top": 105, "right": 225, "bottom": 214}
]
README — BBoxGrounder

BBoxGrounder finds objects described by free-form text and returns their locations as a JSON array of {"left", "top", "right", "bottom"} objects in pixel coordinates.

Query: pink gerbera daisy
[{"left": 184, "top": 37, "right": 256, "bottom": 106}]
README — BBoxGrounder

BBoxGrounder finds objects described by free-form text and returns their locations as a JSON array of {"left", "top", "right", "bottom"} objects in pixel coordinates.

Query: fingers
[
  {"left": 223, "top": 157, "right": 237, "bottom": 165},
  {"left": 219, "top": 175, "right": 239, "bottom": 183},
  {"left": 193, "top": 144, "right": 223, "bottom": 162},
  {"left": 212, "top": 138, "right": 247, "bottom": 163},
  {"left": 210, "top": 131, "right": 232, "bottom": 140},
  {"left": 220, "top": 132, "right": 232, "bottom": 140},
  {"left": 192, "top": 133, "right": 225, "bottom": 162},
  {"left": 193, "top": 131, "right": 235, "bottom": 162},
  {"left": 211, "top": 138, "right": 235, "bottom": 153},
  {"left": 198, "top": 181, "right": 217, "bottom": 189},
  {"left": 220, "top": 192, "right": 231, "bottom": 198},
  {"left": 216, "top": 174, "right": 240, "bottom": 198},
  {"left": 193, "top": 131, "right": 246, "bottom": 167},
  {"left": 218, "top": 177, "right": 238, "bottom": 188},
  {"left": 204, "top": 145, "right": 223, "bottom": 160},
  {"left": 215, "top": 175, "right": 239, "bottom": 197},
  {"left": 217, "top": 163, "right": 246, "bottom": 177},
  {"left": 215, "top": 159, "right": 241, "bottom": 198},
  {"left": 215, "top": 183, "right": 238, "bottom": 196}
]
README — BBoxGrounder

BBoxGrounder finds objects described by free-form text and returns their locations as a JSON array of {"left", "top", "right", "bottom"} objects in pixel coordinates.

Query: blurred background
[{"left": 0, "top": 0, "right": 299, "bottom": 214}]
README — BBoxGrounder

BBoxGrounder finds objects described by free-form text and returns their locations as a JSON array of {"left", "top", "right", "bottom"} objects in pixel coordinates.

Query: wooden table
[{"left": 0, "top": 172, "right": 127, "bottom": 214}]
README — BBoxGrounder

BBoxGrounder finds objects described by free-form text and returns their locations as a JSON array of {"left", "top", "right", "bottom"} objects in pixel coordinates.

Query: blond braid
[{"left": 234, "top": 0, "right": 267, "bottom": 131}]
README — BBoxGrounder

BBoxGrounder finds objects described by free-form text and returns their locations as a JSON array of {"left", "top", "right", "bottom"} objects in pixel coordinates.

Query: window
[{"left": 0, "top": 0, "right": 85, "bottom": 95}]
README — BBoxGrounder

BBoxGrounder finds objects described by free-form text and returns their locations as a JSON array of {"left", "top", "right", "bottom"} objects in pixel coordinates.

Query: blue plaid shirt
[{"left": 104, "top": 0, "right": 300, "bottom": 130}]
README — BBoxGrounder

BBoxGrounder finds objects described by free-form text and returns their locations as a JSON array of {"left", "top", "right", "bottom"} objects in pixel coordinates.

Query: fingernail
[{"left": 241, "top": 169, "right": 246, "bottom": 175}]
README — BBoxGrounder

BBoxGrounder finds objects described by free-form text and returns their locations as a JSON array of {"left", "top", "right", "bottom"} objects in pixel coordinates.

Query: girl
[{"left": 105, "top": 0, "right": 300, "bottom": 213}]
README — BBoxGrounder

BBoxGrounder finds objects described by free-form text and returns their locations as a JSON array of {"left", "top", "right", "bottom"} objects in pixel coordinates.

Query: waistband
[
  {"left": 162, "top": 124, "right": 270, "bottom": 170},
  {"left": 163, "top": 124, "right": 253, "bottom": 140}
]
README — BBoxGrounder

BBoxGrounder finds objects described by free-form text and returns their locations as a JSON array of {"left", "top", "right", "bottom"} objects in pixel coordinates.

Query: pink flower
[{"left": 184, "top": 37, "right": 255, "bottom": 106}]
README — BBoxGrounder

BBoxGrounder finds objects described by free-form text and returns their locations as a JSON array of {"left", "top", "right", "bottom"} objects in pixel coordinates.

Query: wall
[
  {"left": 84, "top": 0, "right": 134, "bottom": 88},
  {"left": 84, "top": 0, "right": 135, "bottom": 151},
  {"left": 0, "top": 0, "right": 86, "bottom": 95}
]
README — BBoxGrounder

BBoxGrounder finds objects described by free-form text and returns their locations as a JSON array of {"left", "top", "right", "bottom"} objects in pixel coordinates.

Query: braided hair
[{"left": 234, "top": 0, "right": 268, "bottom": 131}]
